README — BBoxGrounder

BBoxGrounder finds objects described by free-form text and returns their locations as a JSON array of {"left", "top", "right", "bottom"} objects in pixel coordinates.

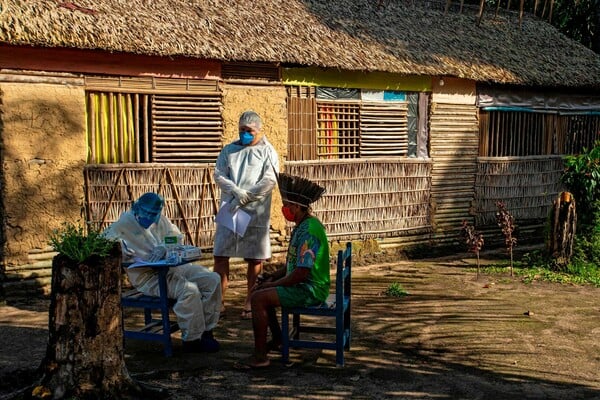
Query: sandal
[{"left": 240, "top": 309, "right": 252, "bottom": 320}]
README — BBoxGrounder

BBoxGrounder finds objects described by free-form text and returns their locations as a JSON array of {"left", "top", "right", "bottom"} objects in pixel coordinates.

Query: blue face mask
[
  {"left": 134, "top": 208, "right": 160, "bottom": 229},
  {"left": 136, "top": 215, "right": 155, "bottom": 229},
  {"left": 239, "top": 130, "right": 254, "bottom": 146}
]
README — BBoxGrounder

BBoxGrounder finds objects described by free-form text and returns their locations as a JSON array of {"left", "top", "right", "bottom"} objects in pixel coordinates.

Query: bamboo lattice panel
[
  {"left": 151, "top": 94, "right": 223, "bottom": 162},
  {"left": 222, "top": 62, "right": 280, "bottom": 81},
  {"left": 84, "top": 163, "right": 219, "bottom": 248},
  {"left": 287, "top": 97, "right": 317, "bottom": 161},
  {"left": 429, "top": 102, "right": 479, "bottom": 236},
  {"left": 316, "top": 101, "right": 360, "bottom": 159},
  {"left": 479, "top": 112, "right": 600, "bottom": 157},
  {"left": 85, "top": 76, "right": 220, "bottom": 94},
  {"left": 85, "top": 76, "right": 223, "bottom": 164},
  {"left": 285, "top": 159, "right": 432, "bottom": 239},
  {"left": 474, "top": 156, "right": 565, "bottom": 225},
  {"left": 360, "top": 102, "right": 409, "bottom": 157}
]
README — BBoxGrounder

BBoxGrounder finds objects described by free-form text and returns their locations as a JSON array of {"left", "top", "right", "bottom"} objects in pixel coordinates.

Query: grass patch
[
  {"left": 479, "top": 260, "right": 600, "bottom": 287},
  {"left": 385, "top": 282, "right": 409, "bottom": 297}
]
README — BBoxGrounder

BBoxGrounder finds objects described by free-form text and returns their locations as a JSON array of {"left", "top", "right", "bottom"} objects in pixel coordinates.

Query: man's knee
[
  {"left": 209, "top": 272, "right": 221, "bottom": 290},
  {"left": 176, "top": 280, "right": 201, "bottom": 301}
]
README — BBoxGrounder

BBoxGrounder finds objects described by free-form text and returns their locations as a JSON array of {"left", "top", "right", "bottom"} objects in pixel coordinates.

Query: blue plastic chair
[
  {"left": 121, "top": 265, "right": 178, "bottom": 357},
  {"left": 281, "top": 242, "right": 352, "bottom": 367}
]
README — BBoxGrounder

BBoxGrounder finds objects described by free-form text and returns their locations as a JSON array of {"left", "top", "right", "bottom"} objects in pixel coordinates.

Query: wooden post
[{"left": 548, "top": 191, "right": 576, "bottom": 269}]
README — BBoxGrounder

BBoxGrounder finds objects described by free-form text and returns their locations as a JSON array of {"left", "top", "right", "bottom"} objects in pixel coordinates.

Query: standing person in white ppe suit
[
  {"left": 103, "top": 192, "right": 222, "bottom": 353},
  {"left": 213, "top": 110, "right": 280, "bottom": 319}
]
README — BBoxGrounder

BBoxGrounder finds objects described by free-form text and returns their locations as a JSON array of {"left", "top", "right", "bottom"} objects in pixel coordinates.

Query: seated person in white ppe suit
[{"left": 103, "top": 192, "right": 221, "bottom": 353}]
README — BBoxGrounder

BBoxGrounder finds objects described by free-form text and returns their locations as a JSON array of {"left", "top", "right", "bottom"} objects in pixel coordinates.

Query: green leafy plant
[
  {"left": 460, "top": 219, "right": 484, "bottom": 278},
  {"left": 49, "top": 222, "right": 116, "bottom": 262},
  {"left": 561, "top": 141, "right": 600, "bottom": 230},
  {"left": 385, "top": 282, "right": 408, "bottom": 298},
  {"left": 495, "top": 201, "right": 517, "bottom": 276}
]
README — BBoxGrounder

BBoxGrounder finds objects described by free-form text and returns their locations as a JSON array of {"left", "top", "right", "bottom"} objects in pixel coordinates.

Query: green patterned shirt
[{"left": 286, "top": 216, "right": 330, "bottom": 302}]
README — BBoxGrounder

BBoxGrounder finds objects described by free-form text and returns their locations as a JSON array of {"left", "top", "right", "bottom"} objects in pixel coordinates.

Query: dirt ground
[{"left": 1, "top": 248, "right": 599, "bottom": 400}]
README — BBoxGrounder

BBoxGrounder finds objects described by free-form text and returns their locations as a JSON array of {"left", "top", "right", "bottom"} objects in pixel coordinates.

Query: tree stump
[
  {"left": 548, "top": 191, "right": 577, "bottom": 269},
  {"left": 33, "top": 243, "right": 149, "bottom": 399}
]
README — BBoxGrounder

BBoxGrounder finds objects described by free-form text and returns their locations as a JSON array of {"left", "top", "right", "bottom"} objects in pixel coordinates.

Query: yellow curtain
[{"left": 86, "top": 92, "right": 137, "bottom": 163}]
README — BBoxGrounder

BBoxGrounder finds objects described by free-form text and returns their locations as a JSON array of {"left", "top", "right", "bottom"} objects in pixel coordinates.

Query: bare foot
[{"left": 233, "top": 356, "right": 270, "bottom": 370}]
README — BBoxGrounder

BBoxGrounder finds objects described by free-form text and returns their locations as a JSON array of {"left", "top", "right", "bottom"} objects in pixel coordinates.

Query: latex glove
[
  {"left": 231, "top": 187, "right": 251, "bottom": 204},
  {"left": 229, "top": 198, "right": 241, "bottom": 213},
  {"left": 149, "top": 245, "right": 167, "bottom": 262},
  {"left": 239, "top": 192, "right": 255, "bottom": 206},
  {"left": 121, "top": 240, "right": 136, "bottom": 258}
]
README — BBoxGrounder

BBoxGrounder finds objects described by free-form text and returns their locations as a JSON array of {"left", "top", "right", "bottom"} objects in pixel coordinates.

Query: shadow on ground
[{"left": 1, "top": 251, "right": 599, "bottom": 399}]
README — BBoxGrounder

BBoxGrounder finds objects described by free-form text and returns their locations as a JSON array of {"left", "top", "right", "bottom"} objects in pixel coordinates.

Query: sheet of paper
[
  {"left": 215, "top": 201, "right": 251, "bottom": 237},
  {"left": 127, "top": 258, "right": 177, "bottom": 269}
]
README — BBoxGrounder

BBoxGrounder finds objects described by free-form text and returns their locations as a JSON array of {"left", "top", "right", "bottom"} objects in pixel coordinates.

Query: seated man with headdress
[
  {"left": 234, "top": 173, "right": 329, "bottom": 369},
  {"left": 103, "top": 192, "right": 222, "bottom": 353}
]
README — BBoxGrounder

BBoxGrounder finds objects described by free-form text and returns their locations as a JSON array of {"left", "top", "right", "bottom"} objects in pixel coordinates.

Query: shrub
[
  {"left": 496, "top": 201, "right": 516, "bottom": 276},
  {"left": 460, "top": 220, "right": 484, "bottom": 278},
  {"left": 561, "top": 141, "right": 600, "bottom": 230},
  {"left": 49, "top": 222, "right": 116, "bottom": 262}
]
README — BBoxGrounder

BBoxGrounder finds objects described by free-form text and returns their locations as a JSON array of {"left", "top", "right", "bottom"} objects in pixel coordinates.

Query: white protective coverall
[
  {"left": 104, "top": 210, "right": 221, "bottom": 341},
  {"left": 213, "top": 135, "right": 279, "bottom": 259}
]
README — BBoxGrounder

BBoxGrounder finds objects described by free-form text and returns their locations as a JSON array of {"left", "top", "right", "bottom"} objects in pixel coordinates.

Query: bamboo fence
[
  {"left": 84, "top": 163, "right": 219, "bottom": 248},
  {"left": 474, "top": 155, "right": 564, "bottom": 225},
  {"left": 285, "top": 159, "right": 433, "bottom": 239}
]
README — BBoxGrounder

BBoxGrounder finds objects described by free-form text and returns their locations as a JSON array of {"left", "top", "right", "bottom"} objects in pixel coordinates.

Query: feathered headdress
[{"left": 277, "top": 173, "right": 326, "bottom": 207}]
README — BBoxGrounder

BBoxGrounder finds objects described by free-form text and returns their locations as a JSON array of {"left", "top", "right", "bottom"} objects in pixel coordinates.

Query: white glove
[
  {"left": 231, "top": 187, "right": 251, "bottom": 205},
  {"left": 149, "top": 245, "right": 167, "bottom": 262},
  {"left": 120, "top": 240, "right": 136, "bottom": 258}
]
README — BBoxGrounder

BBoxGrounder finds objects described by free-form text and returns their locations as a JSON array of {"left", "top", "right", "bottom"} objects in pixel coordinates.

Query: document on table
[
  {"left": 127, "top": 258, "right": 178, "bottom": 269},
  {"left": 215, "top": 201, "right": 251, "bottom": 237}
]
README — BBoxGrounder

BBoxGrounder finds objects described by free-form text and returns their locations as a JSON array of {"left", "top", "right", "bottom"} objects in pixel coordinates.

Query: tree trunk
[
  {"left": 548, "top": 191, "right": 577, "bottom": 269},
  {"left": 34, "top": 243, "right": 148, "bottom": 399}
]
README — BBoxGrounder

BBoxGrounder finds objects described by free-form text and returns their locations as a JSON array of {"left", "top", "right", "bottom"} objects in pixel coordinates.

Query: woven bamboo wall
[
  {"left": 429, "top": 102, "right": 479, "bottom": 242},
  {"left": 84, "top": 163, "right": 219, "bottom": 248},
  {"left": 474, "top": 156, "right": 564, "bottom": 225},
  {"left": 285, "top": 159, "right": 432, "bottom": 239}
]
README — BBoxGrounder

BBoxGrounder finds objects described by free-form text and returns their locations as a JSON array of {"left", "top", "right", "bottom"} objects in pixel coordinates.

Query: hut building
[{"left": 1, "top": 0, "right": 599, "bottom": 297}]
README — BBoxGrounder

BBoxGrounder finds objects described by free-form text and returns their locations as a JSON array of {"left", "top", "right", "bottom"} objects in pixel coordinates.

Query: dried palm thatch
[{"left": 0, "top": 0, "right": 599, "bottom": 89}]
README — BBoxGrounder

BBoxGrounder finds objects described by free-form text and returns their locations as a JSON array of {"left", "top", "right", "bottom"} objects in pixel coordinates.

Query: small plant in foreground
[
  {"left": 460, "top": 220, "right": 484, "bottom": 278},
  {"left": 49, "top": 222, "right": 115, "bottom": 262},
  {"left": 496, "top": 201, "right": 517, "bottom": 276},
  {"left": 385, "top": 282, "right": 409, "bottom": 298}
]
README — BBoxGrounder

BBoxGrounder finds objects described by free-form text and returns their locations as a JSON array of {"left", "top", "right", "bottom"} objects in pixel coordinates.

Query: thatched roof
[{"left": 1, "top": 0, "right": 599, "bottom": 89}]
